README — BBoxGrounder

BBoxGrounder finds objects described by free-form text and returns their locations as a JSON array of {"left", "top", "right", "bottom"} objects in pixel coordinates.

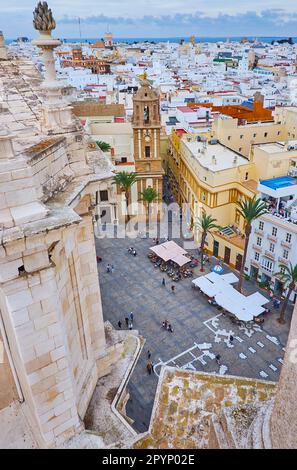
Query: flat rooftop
[
  {"left": 257, "top": 140, "right": 297, "bottom": 154},
  {"left": 183, "top": 139, "right": 248, "bottom": 172}
]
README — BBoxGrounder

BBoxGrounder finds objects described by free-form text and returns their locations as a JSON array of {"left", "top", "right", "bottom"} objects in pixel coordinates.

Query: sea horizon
[{"left": 5, "top": 36, "right": 297, "bottom": 45}]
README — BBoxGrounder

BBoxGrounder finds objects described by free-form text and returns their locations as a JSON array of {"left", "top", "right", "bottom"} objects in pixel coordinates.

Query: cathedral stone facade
[{"left": 0, "top": 8, "right": 117, "bottom": 448}]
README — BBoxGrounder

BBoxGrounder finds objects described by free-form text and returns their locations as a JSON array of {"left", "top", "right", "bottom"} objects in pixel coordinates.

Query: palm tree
[
  {"left": 96, "top": 141, "right": 111, "bottom": 152},
  {"left": 113, "top": 172, "right": 137, "bottom": 222},
  {"left": 236, "top": 196, "right": 267, "bottom": 292},
  {"left": 139, "top": 187, "right": 159, "bottom": 224},
  {"left": 275, "top": 263, "right": 297, "bottom": 324},
  {"left": 196, "top": 213, "right": 220, "bottom": 272}
]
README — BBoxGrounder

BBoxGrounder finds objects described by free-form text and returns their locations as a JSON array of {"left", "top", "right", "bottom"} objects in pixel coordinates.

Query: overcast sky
[{"left": 1, "top": 1, "right": 297, "bottom": 39}]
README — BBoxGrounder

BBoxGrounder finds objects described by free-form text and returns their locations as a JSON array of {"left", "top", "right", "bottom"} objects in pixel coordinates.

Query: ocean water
[{"left": 5, "top": 36, "right": 297, "bottom": 45}]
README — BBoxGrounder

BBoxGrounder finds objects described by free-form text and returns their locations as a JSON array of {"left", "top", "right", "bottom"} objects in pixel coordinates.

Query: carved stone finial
[{"left": 33, "top": 1, "right": 56, "bottom": 32}]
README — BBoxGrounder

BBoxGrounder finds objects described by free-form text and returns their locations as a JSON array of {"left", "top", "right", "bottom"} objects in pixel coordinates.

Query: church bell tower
[{"left": 132, "top": 76, "right": 164, "bottom": 212}]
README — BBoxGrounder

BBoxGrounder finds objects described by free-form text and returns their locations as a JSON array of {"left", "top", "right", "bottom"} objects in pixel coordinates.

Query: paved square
[{"left": 95, "top": 230, "right": 292, "bottom": 432}]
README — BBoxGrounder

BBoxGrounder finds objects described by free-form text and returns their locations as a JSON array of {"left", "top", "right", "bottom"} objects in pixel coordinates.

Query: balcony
[
  {"left": 281, "top": 240, "right": 292, "bottom": 249},
  {"left": 253, "top": 244, "right": 262, "bottom": 252},
  {"left": 265, "top": 250, "right": 276, "bottom": 260},
  {"left": 251, "top": 260, "right": 260, "bottom": 269},
  {"left": 278, "top": 256, "right": 289, "bottom": 265},
  {"left": 254, "top": 228, "right": 264, "bottom": 236},
  {"left": 267, "top": 234, "right": 277, "bottom": 243}
]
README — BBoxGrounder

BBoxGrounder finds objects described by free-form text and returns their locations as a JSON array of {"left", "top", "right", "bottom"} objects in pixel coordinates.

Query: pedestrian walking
[
  {"left": 125, "top": 317, "right": 129, "bottom": 328},
  {"left": 171, "top": 285, "right": 175, "bottom": 293},
  {"left": 146, "top": 361, "right": 152, "bottom": 375},
  {"left": 215, "top": 354, "right": 221, "bottom": 365},
  {"left": 106, "top": 264, "right": 111, "bottom": 273},
  {"left": 118, "top": 320, "right": 122, "bottom": 329},
  {"left": 162, "top": 278, "right": 166, "bottom": 286},
  {"left": 229, "top": 335, "right": 234, "bottom": 343},
  {"left": 129, "top": 312, "right": 134, "bottom": 322},
  {"left": 147, "top": 350, "right": 151, "bottom": 360},
  {"left": 167, "top": 323, "right": 173, "bottom": 333}
]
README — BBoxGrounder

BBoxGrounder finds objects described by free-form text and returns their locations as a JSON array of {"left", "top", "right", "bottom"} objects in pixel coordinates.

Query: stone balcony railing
[
  {"left": 254, "top": 228, "right": 264, "bottom": 236},
  {"left": 281, "top": 240, "right": 292, "bottom": 249},
  {"left": 278, "top": 256, "right": 289, "bottom": 265},
  {"left": 265, "top": 250, "right": 276, "bottom": 260},
  {"left": 267, "top": 234, "right": 277, "bottom": 243},
  {"left": 251, "top": 260, "right": 260, "bottom": 269},
  {"left": 253, "top": 244, "right": 262, "bottom": 252}
]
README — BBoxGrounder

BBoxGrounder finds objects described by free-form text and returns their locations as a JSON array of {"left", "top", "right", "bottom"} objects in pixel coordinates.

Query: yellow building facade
[{"left": 168, "top": 108, "right": 297, "bottom": 270}]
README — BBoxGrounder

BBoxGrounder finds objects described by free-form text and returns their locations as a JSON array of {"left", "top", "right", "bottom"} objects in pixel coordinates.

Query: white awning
[
  {"left": 220, "top": 273, "right": 239, "bottom": 284},
  {"left": 172, "top": 254, "right": 191, "bottom": 267},
  {"left": 192, "top": 277, "right": 218, "bottom": 297}
]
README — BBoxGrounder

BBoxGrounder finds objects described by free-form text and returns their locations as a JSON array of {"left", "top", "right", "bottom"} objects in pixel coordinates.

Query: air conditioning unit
[{"left": 288, "top": 168, "right": 297, "bottom": 177}]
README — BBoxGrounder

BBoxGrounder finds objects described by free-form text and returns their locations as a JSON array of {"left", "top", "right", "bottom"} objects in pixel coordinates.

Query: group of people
[
  {"left": 162, "top": 319, "right": 173, "bottom": 333},
  {"left": 161, "top": 278, "right": 177, "bottom": 293},
  {"left": 106, "top": 264, "right": 115, "bottom": 273},
  {"left": 127, "top": 247, "right": 137, "bottom": 256},
  {"left": 118, "top": 312, "right": 134, "bottom": 330}
]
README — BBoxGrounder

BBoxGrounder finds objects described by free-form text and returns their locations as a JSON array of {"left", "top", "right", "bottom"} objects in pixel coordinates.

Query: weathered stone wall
[
  {"left": 72, "top": 103, "right": 125, "bottom": 118},
  {"left": 270, "top": 302, "right": 297, "bottom": 448},
  {"left": 0, "top": 213, "right": 106, "bottom": 447}
]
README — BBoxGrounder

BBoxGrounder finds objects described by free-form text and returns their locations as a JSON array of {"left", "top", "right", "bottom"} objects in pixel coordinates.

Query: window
[
  {"left": 255, "top": 252, "right": 260, "bottom": 261},
  {"left": 144, "top": 105, "right": 149, "bottom": 123},
  {"left": 240, "top": 135, "right": 243, "bottom": 139},
  {"left": 256, "top": 237, "right": 262, "bottom": 246},
  {"left": 259, "top": 221, "right": 264, "bottom": 231},
  {"left": 286, "top": 233, "right": 292, "bottom": 243},
  {"left": 269, "top": 243, "right": 275, "bottom": 253},
  {"left": 277, "top": 131, "right": 281, "bottom": 136},
  {"left": 283, "top": 249, "right": 289, "bottom": 260},
  {"left": 245, "top": 172, "right": 249, "bottom": 180},
  {"left": 228, "top": 136, "right": 231, "bottom": 141},
  {"left": 239, "top": 147, "right": 242, "bottom": 152},
  {"left": 99, "top": 190, "right": 108, "bottom": 202},
  {"left": 253, "top": 133, "right": 257, "bottom": 138},
  {"left": 280, "top": 266, "right": 286, "bottom": 274},
  {"left": 264, "top": 132, "right": 268, "bottom": 138},
  {"left": 145, "top": 146, "right": 151, "bottom": 158},
  {"left": 272, "top": 227, "right": 277, "bottom": 237},
  {"left": 261, "top": 258, "right": 274, "bottom": 272}
]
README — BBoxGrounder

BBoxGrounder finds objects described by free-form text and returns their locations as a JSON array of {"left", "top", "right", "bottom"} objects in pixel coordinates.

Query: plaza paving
[{"left": 95, "top": 231, "right": 292, "bottom": 433}]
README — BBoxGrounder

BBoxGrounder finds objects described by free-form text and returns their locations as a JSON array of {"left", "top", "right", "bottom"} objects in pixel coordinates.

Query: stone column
[
  {"left": 269, "top": 302, "right": 297, "bottom": 448},
  {"left": 31, "top": 4, "right": 76, "bottom": 134}
]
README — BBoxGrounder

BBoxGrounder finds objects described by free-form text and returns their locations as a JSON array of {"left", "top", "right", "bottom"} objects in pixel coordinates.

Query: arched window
[{"left": 144, "top": 105, "right": 149, "bottom": 123}]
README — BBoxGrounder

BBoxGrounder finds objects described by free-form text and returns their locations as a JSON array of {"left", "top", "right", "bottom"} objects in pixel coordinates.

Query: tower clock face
[{"left": 145, "top": 135, "right": 151, "bottom": 142}]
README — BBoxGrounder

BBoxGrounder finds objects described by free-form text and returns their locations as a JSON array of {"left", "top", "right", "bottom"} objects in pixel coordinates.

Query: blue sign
[{"left": 212, "top": 264, "right": 224, "bottom": 274}]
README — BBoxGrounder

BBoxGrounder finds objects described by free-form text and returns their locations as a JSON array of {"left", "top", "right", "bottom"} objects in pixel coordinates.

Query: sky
[{"left": 1, "top": 1, "right": 297, "bottom": 39}]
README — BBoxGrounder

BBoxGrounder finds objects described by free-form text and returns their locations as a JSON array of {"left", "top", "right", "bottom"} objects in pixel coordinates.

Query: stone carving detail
[{"left": 33, "top": 2, "right": 56, "bottom": 32}]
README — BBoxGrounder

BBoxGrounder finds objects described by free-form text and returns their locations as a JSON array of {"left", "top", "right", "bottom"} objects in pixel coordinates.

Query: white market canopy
[
  {"left": 192, "top": 272, "right": 269, "bottom": 322},
  {"left": 150, "top": 241, "right": 190, "bottom": 265}
]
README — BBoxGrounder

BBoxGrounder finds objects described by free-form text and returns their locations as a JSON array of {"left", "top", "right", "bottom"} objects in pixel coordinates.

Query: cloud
[
  {"left": 2, "top": 4, "right": 297, "bottom": 38},
  {"left": 55, "top": 9, "right": 297, "bottom": 36}
]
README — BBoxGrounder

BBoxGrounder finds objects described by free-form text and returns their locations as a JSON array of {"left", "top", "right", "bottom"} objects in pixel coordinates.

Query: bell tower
[{"left": 132, "top": 75, "right": 164, "bottom": 210}]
